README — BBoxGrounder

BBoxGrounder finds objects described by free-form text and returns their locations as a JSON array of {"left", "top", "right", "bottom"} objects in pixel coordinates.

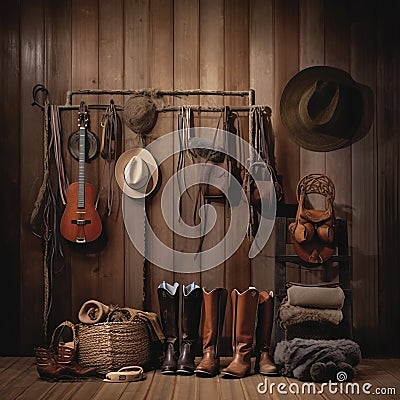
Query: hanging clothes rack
[
  {"left": 32, "top": 85, "right": 271, "bottom": 166},
  {"left": 31, "top": 86, "right": 277, "bottom": 212}
]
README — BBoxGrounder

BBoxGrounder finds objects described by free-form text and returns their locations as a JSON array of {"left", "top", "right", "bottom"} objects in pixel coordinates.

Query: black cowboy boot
[
  {"left": 177, "top": 283, "right": 203, "bottom": 375},
  {"left": 157, "top": 281, "right": 180, "bottom": 374}
]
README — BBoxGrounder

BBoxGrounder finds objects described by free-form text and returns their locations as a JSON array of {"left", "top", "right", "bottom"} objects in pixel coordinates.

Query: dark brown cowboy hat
[{"left": 280, "top": 66, "right": 374, "bottom": 152}]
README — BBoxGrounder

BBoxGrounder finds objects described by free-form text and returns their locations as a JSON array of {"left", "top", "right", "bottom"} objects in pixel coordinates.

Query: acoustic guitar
[{"left": 60, "top": 102, "right": 102, "bottom": 243}]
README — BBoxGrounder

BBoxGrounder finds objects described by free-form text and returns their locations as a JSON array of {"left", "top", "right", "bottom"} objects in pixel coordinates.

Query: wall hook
[{"left": 32, "top": 84, "right": 49, "bottom": 110}]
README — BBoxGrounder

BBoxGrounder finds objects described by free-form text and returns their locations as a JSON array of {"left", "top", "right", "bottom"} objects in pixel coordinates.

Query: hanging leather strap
[
  {"left": 30, "top": 98, "right": 51, "bottom": 234},
  {"left": 177, "top": 106, "right": 196, "bottom": 219},
  {"left": 100, "top": 99, "right": 120, "bottom": 162},
  {"left": 96, "top": 100, "right": 122, "bottom": 217},
  {"left": 194, "top": 110, "right": 224, "bottom": 254},
  {"left": 177, "top": 108, "right": 185, "bottom": 220},
  {"left": 253, "top": 107, "right": 283, "bottom": 201},
  {"left": 50, "top": 105, "right": 69, "bottom": 205}
]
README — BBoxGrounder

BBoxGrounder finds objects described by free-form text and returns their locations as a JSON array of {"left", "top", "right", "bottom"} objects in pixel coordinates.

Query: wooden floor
[{"left": 0, "top": 357, "right": 399, "bottom": 400}]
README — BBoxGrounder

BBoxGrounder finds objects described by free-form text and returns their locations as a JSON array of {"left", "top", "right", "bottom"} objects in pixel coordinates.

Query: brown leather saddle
[{"left": 289, "top": 173, "right": 337, "bottom": 264}]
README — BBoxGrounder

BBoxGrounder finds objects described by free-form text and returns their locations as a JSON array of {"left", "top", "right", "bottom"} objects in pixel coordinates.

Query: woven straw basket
[{"left": 77, "top": 317, "right": 152, "bottom": 375}]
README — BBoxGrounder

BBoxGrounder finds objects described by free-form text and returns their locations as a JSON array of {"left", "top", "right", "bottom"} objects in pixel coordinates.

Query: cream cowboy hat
[
  {"left": 115, "top": 148, "right": 159, "bottom": 198},
  {"left": 280, "top": 66, "right": 374, "bottom": 152}
]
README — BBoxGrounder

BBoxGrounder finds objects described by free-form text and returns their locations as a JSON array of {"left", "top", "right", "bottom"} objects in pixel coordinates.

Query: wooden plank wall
[
  {"left": 376, "top": 3, "right": 400, "bottom": 357},
  {"left": 350, "top": 0, "right": 380, "bottom": 356},
  {"left": 44, "top": 0, "right": 73, "bottom": 337},
  {"left": 0, "top": 0, "right": 21, "bottom": 355},
  {"left": 0, "top": 0, "right": 398, "bottom": 358}
]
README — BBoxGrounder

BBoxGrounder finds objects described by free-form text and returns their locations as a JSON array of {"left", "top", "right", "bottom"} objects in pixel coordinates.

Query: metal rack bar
[
  {"left": 248, "top": 89, "right": 255, "bottom": 164},
  {"left": 54, "top": 104, "right": 271, "bottom": 113},
  {"left": 33, "top": 85, "right": 269, "bottom": 114},
  {"left": 66, "top": 88, "right": 252, "bottom": 106}
]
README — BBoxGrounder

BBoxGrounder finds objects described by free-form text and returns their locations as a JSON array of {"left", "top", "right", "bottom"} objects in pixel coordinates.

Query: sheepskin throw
[
  {"left": 279, "top": 302, "right": 343, "bottom": 326},
  {"left": 274, "top": 338, "right": 361, "bottom": 382}
]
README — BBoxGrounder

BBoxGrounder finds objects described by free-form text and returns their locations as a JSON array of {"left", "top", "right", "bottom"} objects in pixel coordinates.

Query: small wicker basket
[{"left": 77, "top": 316, "right": 152, "bottom": 375}]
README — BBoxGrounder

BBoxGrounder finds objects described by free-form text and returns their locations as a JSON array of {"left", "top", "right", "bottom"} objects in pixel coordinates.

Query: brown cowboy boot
[
  {"left": 254, "top": 291, "right": 278, "bottom": 375},
  {"left": 158, "top": 281, "right": 180, "bottom": 374},
  {"left": 34, "top": 347, "right": 65, "bottom": 380},
  {"left": 221, "top": 287, "right": 259, "bottom": 378},
  {"left": 56, "top": 343, "right": 97, "bottom": 377},
  {"left": 177, "top": 283, "right": 203, "bottom": 375},
  {"left": 195, "top": 287, "right": 228, "bottom": 377}
]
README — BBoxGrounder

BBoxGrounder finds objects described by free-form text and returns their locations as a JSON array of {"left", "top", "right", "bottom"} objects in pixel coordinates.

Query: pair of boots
[
  {"left": 157, "top": 281, "right": 202, "bottom": 375},
  {"left": 35, "top": 342, "right": 97, "bottom": 380},
  {"left": 195, "top": 287, "right": 277, "bottom": 378}
]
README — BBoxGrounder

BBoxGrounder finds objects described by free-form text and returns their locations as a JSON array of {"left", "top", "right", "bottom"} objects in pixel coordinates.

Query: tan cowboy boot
[
  {"left": 221, "top": 287, "right": 259, "bottom": 378},
  {"left": 254, "top": 291, "right": 278, "bottom": 375},
  {"left": 195, "top": 287, "right": 228, "bottom": 377}
]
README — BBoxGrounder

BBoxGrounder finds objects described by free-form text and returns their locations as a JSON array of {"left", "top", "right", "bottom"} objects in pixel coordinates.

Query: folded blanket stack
[
  {"left": 274, "top": 285, "right": 360, "bottom": 382},
  {"left": 279, "top": 285, "right": 345, "bottom": 340}
]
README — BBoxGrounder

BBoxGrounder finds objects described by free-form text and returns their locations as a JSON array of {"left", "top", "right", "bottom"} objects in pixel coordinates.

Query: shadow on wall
[
  {"left": 350, "top": 247, "right": 379, "bottom": 358},
  {"left": 334, "top": 203, "right": 354, "bottom": 226}
]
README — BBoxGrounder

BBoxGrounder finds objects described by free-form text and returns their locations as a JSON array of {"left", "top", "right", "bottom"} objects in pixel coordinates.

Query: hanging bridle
[{"left": 96, "top": 99, "right": 122, "bottom": 217}]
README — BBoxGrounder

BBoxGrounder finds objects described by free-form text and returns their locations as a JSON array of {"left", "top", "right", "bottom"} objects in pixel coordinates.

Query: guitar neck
[{"left": 78, "top": 125, "right": 86, "bottom": 209}]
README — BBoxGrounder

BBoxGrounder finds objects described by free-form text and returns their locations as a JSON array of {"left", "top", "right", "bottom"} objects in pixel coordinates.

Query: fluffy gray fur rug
[{"left": 274, "top": 338, "right": 361, "bottom": 381}]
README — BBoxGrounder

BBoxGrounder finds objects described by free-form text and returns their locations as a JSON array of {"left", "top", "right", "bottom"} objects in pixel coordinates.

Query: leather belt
[{"left": 103, "top": 366, "right": 145, "bottom": 383}]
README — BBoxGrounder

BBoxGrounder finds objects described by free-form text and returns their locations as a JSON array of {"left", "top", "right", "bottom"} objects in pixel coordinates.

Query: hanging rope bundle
[{"left": 30, "top": 93, "right": 69, "bottom": 341}]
